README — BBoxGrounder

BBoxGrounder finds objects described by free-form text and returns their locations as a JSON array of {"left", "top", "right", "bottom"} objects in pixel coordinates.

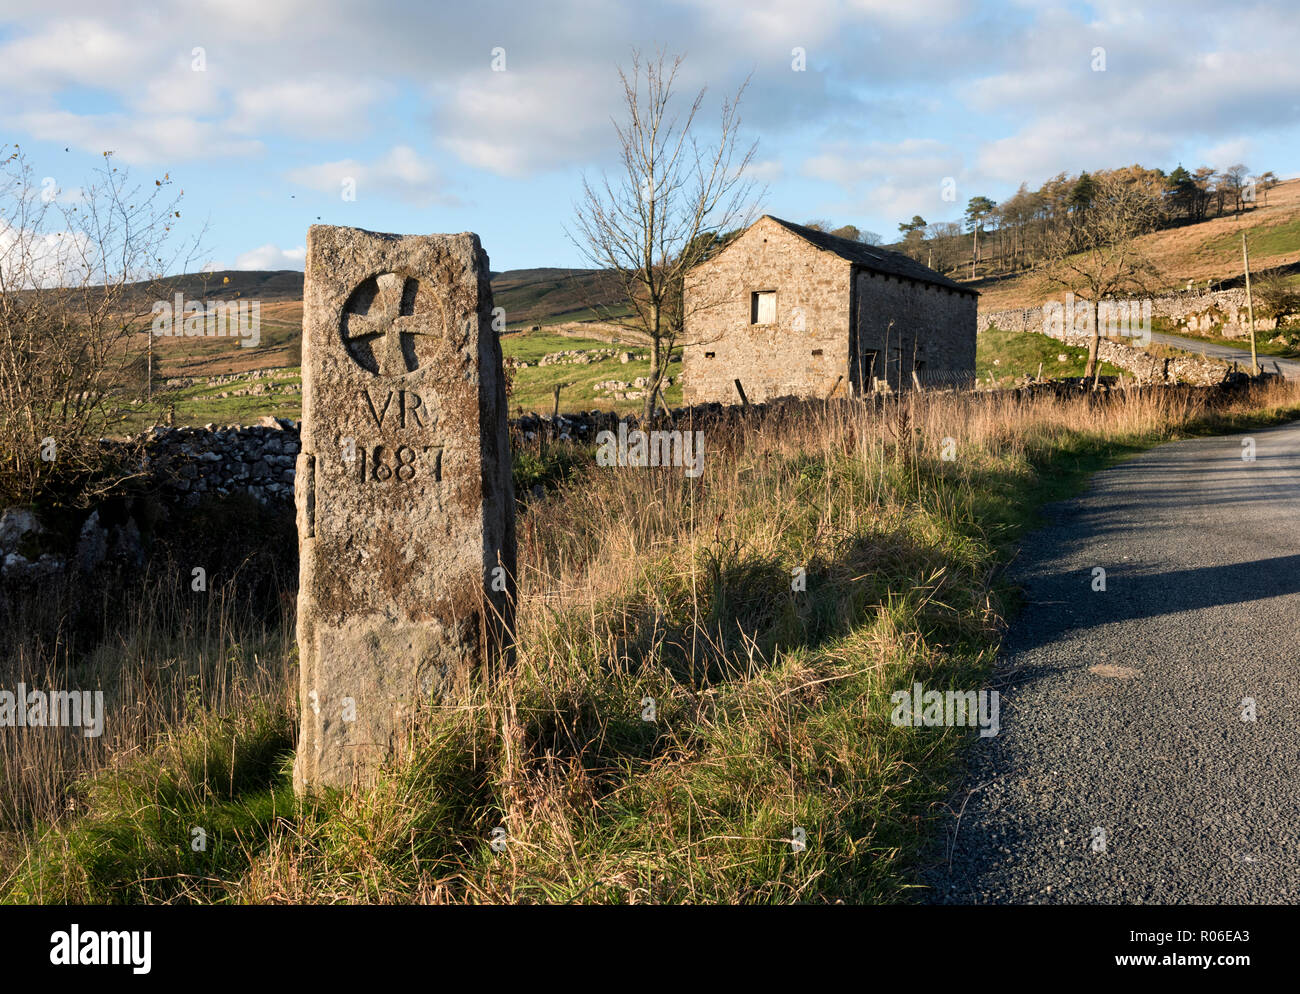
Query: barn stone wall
[
  {"left": 683, "top": 219, "right": 853, "bottom": 404},
  {"left": 852, "top": 269, "right": 978, "bottom": 390},
  {"left": 682, "top": 217, "right": 978, "bottom": 403}
]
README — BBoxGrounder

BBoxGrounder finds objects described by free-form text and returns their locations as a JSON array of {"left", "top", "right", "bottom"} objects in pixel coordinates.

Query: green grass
[
  {"left": 6, "top": 702, "right": 294, "bottom": 904},
  {"left": 499, "top": 331, "right": 620, "bottom": 362},
  {"left": 117, "top": 371, "right": 303, "bottom": 432},
  {"left": 501, "top": 330, "right": 682, "bottom": 414},
  {"left": 10, "top": 382, "right": 1300, "bottom": 904},
  {"left": 1200, "top": 215, "right": 1300, "bottom": 260},
  {"left": 977, "top": 324, "right": 1124, "bottom": 384}
]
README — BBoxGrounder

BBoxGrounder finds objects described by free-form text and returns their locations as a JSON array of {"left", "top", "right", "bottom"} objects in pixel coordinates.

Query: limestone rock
[{"left": 0, "top": 507, "right": 44, "bottom": 555}]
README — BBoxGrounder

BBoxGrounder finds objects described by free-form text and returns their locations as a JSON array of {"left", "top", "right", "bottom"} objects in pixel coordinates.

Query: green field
[
  {"left": 119, "top": 371, "right": 304, "bottom": 433},
  {"left": 116, "top": 324, "right": 1162, "bottom": 432},
  {"left": 1200, "top": 216, "right": 1300, "bottom": 260},
  {"left": 976, "top": 325, "right": 1124, "bottom": 384},
  {"left": 500, "top": 331, "right": 682, "bottom": 414},
  {"left": 122, "top": 329, "right": 682, "bottom": 430}
]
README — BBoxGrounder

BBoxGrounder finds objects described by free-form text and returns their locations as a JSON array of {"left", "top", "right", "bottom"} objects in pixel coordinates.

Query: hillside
[
  {"left": 962, "top": 177, "right": 1300, "bottom": 311},
  {"left": 112, "top": 179, "right": 1300, "bottom": 385},
  {"left": 135, "top": 266, "right": 629, "bottom": 378},
  {"left": 490, "top": 267, "right": 628, "bottom": 328},
  {"left": 147, "top": 269, "right": 306, "bottom": 303}
]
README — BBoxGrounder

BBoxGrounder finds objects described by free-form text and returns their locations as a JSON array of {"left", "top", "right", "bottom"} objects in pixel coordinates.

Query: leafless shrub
[{"left": 0, "top": 146, "right": 201, "bottom": 505}]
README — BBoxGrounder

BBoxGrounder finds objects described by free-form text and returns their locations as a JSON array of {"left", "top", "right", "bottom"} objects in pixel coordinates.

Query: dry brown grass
[
  {"left": 6, "top": 379, "right": 1300, "bottom": 903},
  {"left": 978, "top": 178, "right": 1300, "bottom": 312}
]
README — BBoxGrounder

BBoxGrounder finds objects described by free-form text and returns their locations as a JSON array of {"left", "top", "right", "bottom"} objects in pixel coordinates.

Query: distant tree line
[
  {"left": 800, "top": 220, "right": 884, "bottom": 246},
  {"left": 879, "top": 163, "right": 1280, "bottom": 278}
]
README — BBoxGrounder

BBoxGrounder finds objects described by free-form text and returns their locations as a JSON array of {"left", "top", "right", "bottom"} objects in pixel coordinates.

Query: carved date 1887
[{"left": 358, "top": 444, "right": 443, "bottom": 483}]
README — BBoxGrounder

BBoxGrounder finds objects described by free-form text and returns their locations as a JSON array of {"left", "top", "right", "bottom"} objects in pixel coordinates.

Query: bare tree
[
  {"left": 1257, "top": 170, "right": 1278, "bottom": 205},
  {"left": 571, "top": 50, "right": 759, "bottom": 419},
  {"left": 1221, "top": 164, "right": 1251, "bottom": 214},
  {"left": 1036, "top": 173, "right": 1163, "bottom": 378},
  {"left": 0, "top": 146, "right": 198, "bottom": 505}
]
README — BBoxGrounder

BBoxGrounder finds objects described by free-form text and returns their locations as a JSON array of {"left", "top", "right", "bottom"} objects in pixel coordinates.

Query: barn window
[{"left": 751, "top": 291, "right": 776, "bottom": 325}]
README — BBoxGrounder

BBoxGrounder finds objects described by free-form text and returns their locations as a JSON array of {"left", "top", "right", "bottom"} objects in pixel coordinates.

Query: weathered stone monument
[{"left": 293, "top": 225, "right": 516, "bottom": 794}]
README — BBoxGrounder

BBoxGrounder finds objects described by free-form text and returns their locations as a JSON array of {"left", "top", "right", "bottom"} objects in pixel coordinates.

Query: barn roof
[{"left": 762, "top": 216, "right": 979, "bottom": 296}]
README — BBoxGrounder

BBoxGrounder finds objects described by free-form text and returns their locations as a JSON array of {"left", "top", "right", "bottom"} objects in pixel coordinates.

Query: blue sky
[{"left": 2, "top": 0, "right": 1295, "bottom": 274}]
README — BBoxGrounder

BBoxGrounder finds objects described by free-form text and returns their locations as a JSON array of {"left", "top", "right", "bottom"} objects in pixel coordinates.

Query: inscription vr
[
  {"left": 360, "top": 387, "right": 430, "bottom": 429},
  {"left": 355, "top": 386, "right": 442, "bottom": 482}
]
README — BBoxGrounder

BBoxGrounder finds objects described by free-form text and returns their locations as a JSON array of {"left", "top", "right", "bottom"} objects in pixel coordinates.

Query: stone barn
[{"left": 682, "top": 216, "right": 978, "bottom": 403}]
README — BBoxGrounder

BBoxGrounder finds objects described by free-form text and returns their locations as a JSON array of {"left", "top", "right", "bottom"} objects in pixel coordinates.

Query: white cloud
[
  {"left": 976, "top": 118, "right": 1170, "bottom": 185},
  {"left": 132, "top": 67, "right": 226, "bottom": 118},
  {"left": 0, "top": 221, "right": 94, "bottom": 288},
  {"left": 285, "top": 145, "right": 457, "bottom": 206},
  {"left": 744, "top": 159, "right": 786, "bottom": 182},
  {"left": 10, "top": 109, "right": 262, "bottom": 163},
  {"left": 962, "top": 3, "right": 1300, "bottom": 188},
  {"left": 228, "top": 78, "right": 391, "bottom": 139},
  {"left": 846, "top": 0, "right": 971, "bottom": 25},
  {"left": 233, "top": 243, "right": 306, "bottom": 270},
  {"left": 0, "top": 18, "right": 141, "bottom": 93},
  {"left": 1197, "top": 139, "right": 1255, "bottom": 172},
  {"left": 436, "top": 67, "right": 614, "bottom": 177},
  {"left": 801, "top": 138, "right": 967, "bottom": 221}
]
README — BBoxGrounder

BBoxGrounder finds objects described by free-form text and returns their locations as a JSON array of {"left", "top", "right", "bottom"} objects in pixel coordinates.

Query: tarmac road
[
  {"left": 1151, "top": 330, "right": 1300, "bottom": 380},
  {"left": 925, "top": 420, "right": 1300, "bottom": 904}
]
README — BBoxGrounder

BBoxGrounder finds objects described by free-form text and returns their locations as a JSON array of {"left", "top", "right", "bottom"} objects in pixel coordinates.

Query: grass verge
[{"left": 5, "top": 380, "right": 1300, "bottom": 903}]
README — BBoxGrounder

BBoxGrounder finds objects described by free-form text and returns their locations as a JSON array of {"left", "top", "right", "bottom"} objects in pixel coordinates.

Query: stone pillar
[{"left": 294, "top": 225, "right": 516, "bottom": 794}]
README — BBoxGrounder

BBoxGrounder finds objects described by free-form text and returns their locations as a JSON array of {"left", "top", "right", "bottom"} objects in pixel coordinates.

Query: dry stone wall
[
  {"left": 978, "top": 290, "right": 1245, "bottom": 385},
  {"left": 140, "top": 418, "right": 300, "bottom": 505},
  {"left": 992, "top": 315, "right": 1233, "bottom": 385},
  {"left": 1090, "top": 339, "right": 1231, "bottom": 385},
  {"left": 979, "top": 287, "right": 1294, "bottom": 340}
]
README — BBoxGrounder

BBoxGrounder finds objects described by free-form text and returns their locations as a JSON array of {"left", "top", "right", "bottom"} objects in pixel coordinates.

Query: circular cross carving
[{"left": 340, "top": 272, "right": 442, "bottom": 376}]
